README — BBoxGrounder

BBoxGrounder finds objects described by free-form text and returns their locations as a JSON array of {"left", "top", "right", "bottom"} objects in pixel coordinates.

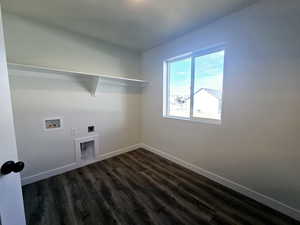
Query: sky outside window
[
  {"left": 193, "top": 50, "right": 224, "bottom": 119},
  {"left": 167, "top": 49, "right": 225, "bottom": 120},
  {"left": 168, "top": 58, "right": 191, "bottom": 118}
]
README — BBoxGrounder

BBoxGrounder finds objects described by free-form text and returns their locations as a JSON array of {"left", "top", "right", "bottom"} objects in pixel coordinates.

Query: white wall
[
  {"left": 10, "top": 75, "right": 141, "bottom": 179},
  {"left": 141, "top": 0, "right": 300, "bottom": 210},
  {"left": 2, "top": 12, "right": 142, "bottom": 179}
]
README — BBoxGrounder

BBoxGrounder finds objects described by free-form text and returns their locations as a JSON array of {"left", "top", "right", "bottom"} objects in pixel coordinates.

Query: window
[{"left": 164, "top": 46, "right": 225, "bottom": 123}]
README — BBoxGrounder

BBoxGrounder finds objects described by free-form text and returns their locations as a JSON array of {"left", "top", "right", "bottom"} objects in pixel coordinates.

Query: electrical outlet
[{"left": 71, "top": 128, "right": 77, "bottom": 136}]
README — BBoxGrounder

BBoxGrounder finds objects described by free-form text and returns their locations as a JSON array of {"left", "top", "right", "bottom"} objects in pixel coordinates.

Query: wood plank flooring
[{"left": 23, "top": 149, "right": 299, "bottom": 225}]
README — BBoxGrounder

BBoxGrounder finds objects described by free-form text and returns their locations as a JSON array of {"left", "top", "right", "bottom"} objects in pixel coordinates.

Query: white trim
[
  {"left": 21, "top": 163, "right": 77, "bottom": 186},
  {"left": 163, "top": 115, "right": 222, "bottom": 125},
  {"left": 100, "top": 143, "right": 140, "bottom": 160},
  {"left": 21, "top": 143, "right": 141, "bottom": 186},
  {"left": 162, "top": 61, "right": 168, "bottom": 116},
  {"left": 165, "top": 44, "right": 226, "bottom": 64},
  {"left": 140, "top": 143, "right": 300, "bottom": 221}
]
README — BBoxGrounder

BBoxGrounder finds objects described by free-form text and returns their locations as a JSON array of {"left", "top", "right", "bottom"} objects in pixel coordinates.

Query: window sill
[{"left": 163, "top": 115, "right": 222, "bottom": 125}]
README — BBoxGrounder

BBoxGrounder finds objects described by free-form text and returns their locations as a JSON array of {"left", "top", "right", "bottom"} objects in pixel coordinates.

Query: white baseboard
[
  {"left": 140, "top": 143, "right": 300, "bottom": 221},
  {"left": 22, "top": 163, "right": 77, "bottom": 186},
  {"left": 99, "top": 143, "right": 141, "bottom": 161},
  {"left": 21, "top": 143, "right": 140, "bottom": 186}
]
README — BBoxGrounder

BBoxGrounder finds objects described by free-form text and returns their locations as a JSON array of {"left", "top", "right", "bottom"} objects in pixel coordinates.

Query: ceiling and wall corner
[
  {"left": 2, "top": 12, "right": 141, "bottom": 79},
  {"left": 1, "top": 0, "right": 257, "bottom": 51}
]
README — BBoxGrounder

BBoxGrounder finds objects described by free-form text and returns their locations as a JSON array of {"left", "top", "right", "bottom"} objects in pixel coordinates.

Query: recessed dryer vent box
[
  {"left": 80, "top": 141, "right": 95, "bottom": 161},
  {"left": 44, "top": 118, "right": 63, "bottom": 130},
  {"left": 75, "top": 135, "right": 99, "bottom": 163}
]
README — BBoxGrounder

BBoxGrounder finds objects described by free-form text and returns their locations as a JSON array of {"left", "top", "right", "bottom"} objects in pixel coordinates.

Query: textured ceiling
[{"left": 2, "top": 0, "right": 256, "bottom": 51}]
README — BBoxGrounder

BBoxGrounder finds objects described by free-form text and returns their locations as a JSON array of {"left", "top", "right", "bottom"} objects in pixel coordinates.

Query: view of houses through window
[{"left": 165, "top": 47, "right": 225, "bottom": 121}]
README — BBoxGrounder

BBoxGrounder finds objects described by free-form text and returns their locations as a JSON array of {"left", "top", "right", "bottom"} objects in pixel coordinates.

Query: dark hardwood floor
[{"left": 23, "top": 149, "right": 299, "bottom": 225}]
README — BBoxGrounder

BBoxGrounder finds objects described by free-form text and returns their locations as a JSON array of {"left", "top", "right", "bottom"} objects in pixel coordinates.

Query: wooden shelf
[{"left": 8, "top": 63, "right": 148, "bottom": 96}]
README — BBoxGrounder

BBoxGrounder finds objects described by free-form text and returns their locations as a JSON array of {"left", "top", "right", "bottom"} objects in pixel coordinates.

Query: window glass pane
[
  {"left": 168, "top": 58, "right": 191, "bottom": 118},
  {"left": 193, "top": 50, "right": 224, "bottom": 120}
]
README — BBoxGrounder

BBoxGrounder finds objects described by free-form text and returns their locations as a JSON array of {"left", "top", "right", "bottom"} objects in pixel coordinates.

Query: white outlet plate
[{"left": 71, "top": 128, "right": 76, "bottom": 136}]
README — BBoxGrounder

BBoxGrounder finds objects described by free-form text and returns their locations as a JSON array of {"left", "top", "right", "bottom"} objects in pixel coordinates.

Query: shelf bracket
[{"left": 90, "top": 77, "right": 101, "bottom": 97}]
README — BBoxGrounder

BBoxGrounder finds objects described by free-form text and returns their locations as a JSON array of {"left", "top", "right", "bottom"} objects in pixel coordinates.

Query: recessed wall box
[
  {"left": 75, "top": 135, "right": 99, "bottom": 163},
  {"left": 88, "top": 126, "right": 95, "bottom": 133},
  {"left": 44, "top": 118, "right": 63, "bottom": 131}
]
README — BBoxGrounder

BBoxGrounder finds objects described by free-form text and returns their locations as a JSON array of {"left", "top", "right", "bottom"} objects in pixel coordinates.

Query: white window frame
[{"left": 163, "top": 45, "right": 226, "bottom": 125}]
